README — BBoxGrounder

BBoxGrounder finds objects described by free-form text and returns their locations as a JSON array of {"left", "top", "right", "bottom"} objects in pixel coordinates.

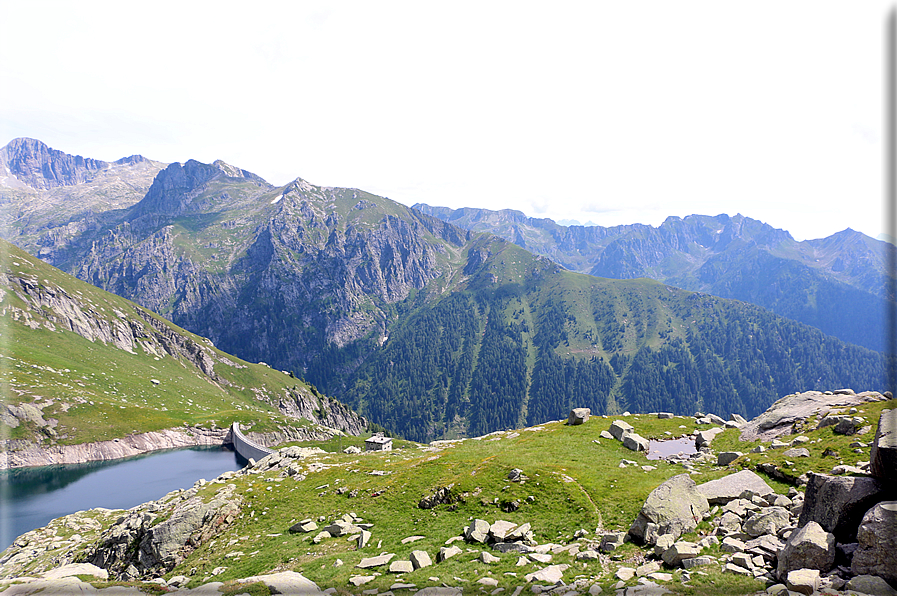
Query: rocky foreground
[{"left": 0, "top": 390, "right": 895, "bottom": 595}]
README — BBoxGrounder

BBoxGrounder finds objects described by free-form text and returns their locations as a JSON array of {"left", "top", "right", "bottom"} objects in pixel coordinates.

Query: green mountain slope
[
  {"left": 0, "top": 239, "right": 366, "bottom": 461},
  {"left": 330, "top": 238, "right": 885, "bottom": 441},
  {"left": 413, "top": 205, "right": 893, "bottom": 352}
]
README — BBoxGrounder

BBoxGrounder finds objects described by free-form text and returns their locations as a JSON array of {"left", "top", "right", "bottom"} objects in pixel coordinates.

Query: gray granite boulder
[
  {"left": 717, "top": 452, "right": 742, "bottom": 466},
  {"left": 846, "top": 575, "right": 897, "bottom": 596},
  {"left": 696, "top": 469, "right": 774, "bottom": 505},
  {"left": 695, "top": 427, "right": 724, "bottom": 448},
  {"left": 236, "top": 571, "right": 325, "bottom": 595},
  {"left": 777, "top": 521, "right": 836, "bottom": 580},
  {"left": 629, "top": 474, "right": 709, "bottom": 545},
  {"left": 786, "top": 569, "right": 819, "bottom": 595},
  {"left": 798, "top": 473, "right": 885, "bottom": 542},
  {"left": 852, "top": 501, "right": 897, "bottom": 585},
  {"left": 743, "top": 506, "right": 790, "bottom": 537},
  {"left": 623, "top": 432, "right": 650, "bottom": 452},
  {"left": 410, "top": 550, "right": 433, "bottom": 569},
  {"left": 609, "top": 420, "right": 634, "bottom": 440},
  {"left": 568, "top": 408, "right": 591, "bottom": 425},
  {"left": 871, "top": 409, "right": 896, "bottom": 483},
  {"left": 660, "top": 541, "right": 700, "bottom": 567},
  {"left": 465, "top": 519, "right": 490, "bottom": 543}
]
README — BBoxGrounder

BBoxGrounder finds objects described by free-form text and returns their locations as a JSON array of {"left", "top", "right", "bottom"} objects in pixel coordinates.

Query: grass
[{"left": 162, "top": 412, "right": 800, "bottom": 592}]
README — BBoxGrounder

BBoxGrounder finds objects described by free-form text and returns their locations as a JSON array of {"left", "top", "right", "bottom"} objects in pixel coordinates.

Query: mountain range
[
  {"left": 412, "top": 204, "right": 894, "bottom": 353},
  {"left": 0, "top": 138, "right": 888, "bottom": 442}
]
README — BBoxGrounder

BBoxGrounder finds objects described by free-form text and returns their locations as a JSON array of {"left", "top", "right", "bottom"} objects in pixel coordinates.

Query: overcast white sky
[{"left": 0, "top": 1, "right": 893, "bottom": 241}]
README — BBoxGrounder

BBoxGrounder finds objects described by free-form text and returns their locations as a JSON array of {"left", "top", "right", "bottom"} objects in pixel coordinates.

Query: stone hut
[{"left": 365, "top": 432, "right": 392, "bottom": 452}]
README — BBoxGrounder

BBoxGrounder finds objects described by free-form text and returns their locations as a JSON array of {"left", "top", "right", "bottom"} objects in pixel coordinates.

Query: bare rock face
[
  {"left": 777, "top": 521, "right": 836, "bottom": 580},
  {"left": 1, "top": 137, "right": 116, "bottom": 190},
  {"left": 799, "top": 473, "right": 885, "bottom": 542},
  {"left": 628, "top": 474, "right": 710, "bottom": 545},
  {"left": 852, "top": 501, "right": 897, "bottom": 585}
]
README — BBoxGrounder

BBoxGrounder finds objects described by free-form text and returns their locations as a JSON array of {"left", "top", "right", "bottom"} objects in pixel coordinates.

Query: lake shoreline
[{"left": 0, "top": 426, "right": 231, "bottom": 471}]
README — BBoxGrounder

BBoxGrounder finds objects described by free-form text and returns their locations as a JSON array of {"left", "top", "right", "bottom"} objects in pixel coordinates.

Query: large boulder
[
  {"left": 852, "top": 501, "right": 897, "bottom": 585},
  {"left": 628, "top": 474, "right": 710, "bottom": 545},
  {"left": 777, "top": 521, "right": 836, "bottom": 580},
  {"left": 696, "top": 469, "right": 774, "bottom": 505},
  {"left": 871, "top": 409, "right": 896, "bottom": 483},
  {"left": 568, "top": 408, "right": 591, "bottom": 425},
  {"left": 798, "top": 473, "right": 885, "bottom": 542},
  {"left": 609, "top": 420, "right": 634, "bottom": 440}
]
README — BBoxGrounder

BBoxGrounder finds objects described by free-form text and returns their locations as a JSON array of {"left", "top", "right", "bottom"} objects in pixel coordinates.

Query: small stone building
[{"left": 365, "top": 433, "right": 393, "bottom": 452}]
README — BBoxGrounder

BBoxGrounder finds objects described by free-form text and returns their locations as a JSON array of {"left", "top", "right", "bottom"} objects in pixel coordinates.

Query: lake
[{"left": 0, "top": 445, "right": 248, "bottom": 551}]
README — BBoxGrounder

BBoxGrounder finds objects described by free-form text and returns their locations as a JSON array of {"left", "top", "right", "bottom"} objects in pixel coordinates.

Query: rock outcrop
[
  {"left": 87, "top": 485, "right": 242, "bottom": 579},
  {"left": 739, "top": 390, "right": 889, "bottom": 442}
]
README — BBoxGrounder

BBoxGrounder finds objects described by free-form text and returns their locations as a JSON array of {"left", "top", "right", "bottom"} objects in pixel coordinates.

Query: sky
[{"left": 0, "top": 1, "right": 893, "bottom": 242}]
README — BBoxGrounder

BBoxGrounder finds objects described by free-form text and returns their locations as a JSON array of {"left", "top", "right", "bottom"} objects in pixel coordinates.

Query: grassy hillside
[{"left": 0, "top": 239, "right": 363, "bottom": 451}]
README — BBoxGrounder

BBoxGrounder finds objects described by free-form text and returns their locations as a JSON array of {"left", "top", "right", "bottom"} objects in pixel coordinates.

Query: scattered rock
[
  {"left": 609, "top": 420, "right": 634, "bottom": 440},
  {"left": 236, "top": 571, "right": 325, "bottom": 595},
  {"left": 695, "top": 427, "right": 724, "bottom": 448},
  {"left": 479, "top": 551, "right": 500, "bottom": 563},
  {"left": 525, "top": 564, "right": 568, "bottom": 584},
  {"left": 390, "top": 560, "right": 414, "bottom": 574},
  {"left": 717, "top": 452, "right": 742, "bottom": 466},
  {"left": 661, "top": 541, "right": 700, "bottom": 567},
  {"left": 743, "top": 506, "right": 790, "bottom": 537},
  {"left": 357, "top": 553, "right": 395, "bottom": 568},
  {"left": 419, "top": 484, "right": 459, "bottom": 509},
  {"left": 289, "top": 519, "right": 318, "bottom": 534},
  {"left": 465, "top": 519, "right": 490, "bottom": 543},
  {"left": 437, "top": 545, "right": 462, "bottom": 562},
  {"left": 623, "top": 432, "right": 650, "bottom": 452}
]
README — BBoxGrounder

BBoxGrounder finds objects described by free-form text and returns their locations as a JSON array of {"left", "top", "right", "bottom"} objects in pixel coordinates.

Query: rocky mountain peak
[
  {"left": 131, "top": 159, "right": 271, "bottom": 218},
  {"left": 0, "top": 137, "right": 112, "bottom": 190}
]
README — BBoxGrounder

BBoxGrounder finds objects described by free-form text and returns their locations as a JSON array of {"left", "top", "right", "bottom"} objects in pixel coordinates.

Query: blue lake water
[{"left": 0, "top": 445, "right": 248, "bottom": 551}]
